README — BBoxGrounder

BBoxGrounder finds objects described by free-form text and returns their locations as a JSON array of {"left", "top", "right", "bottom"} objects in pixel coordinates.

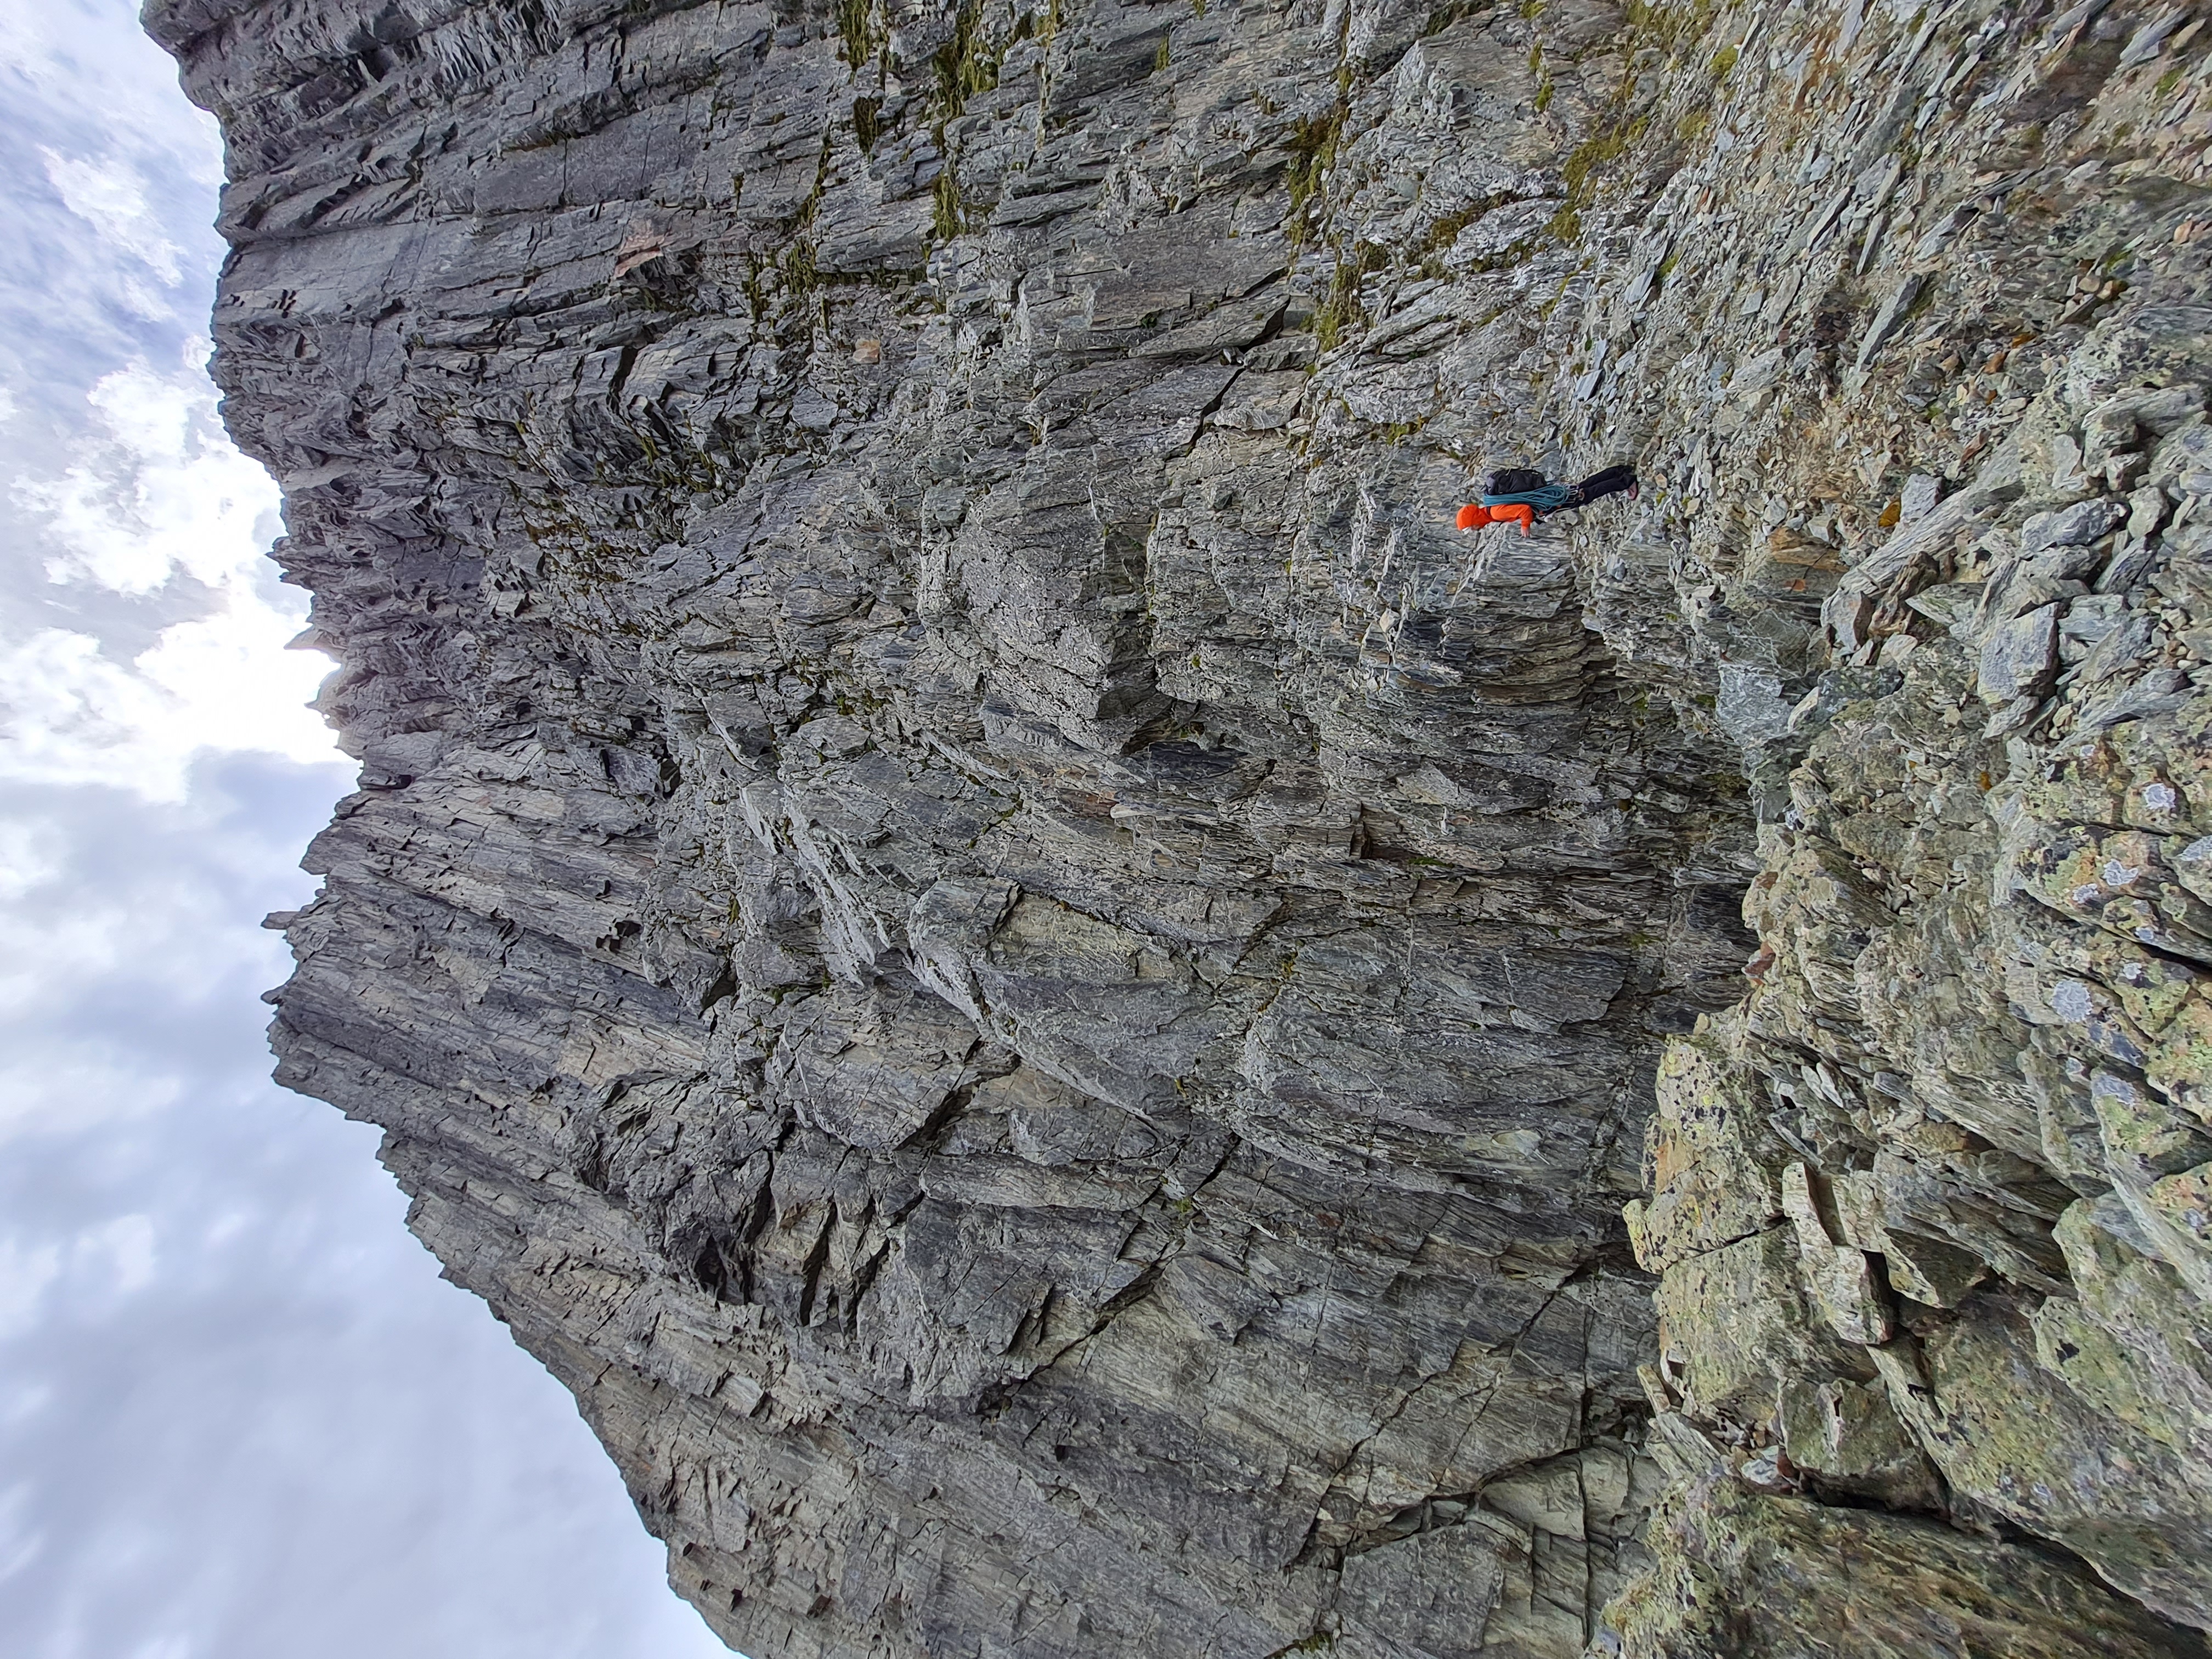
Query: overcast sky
[{"left": 0, "top": 4, "right": 729, "bottom": 1655}]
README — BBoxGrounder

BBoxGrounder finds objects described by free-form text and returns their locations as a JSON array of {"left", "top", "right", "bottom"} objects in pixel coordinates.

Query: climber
[{"left": 1455, "top": 463, "right": 1639, "bottom": 535}]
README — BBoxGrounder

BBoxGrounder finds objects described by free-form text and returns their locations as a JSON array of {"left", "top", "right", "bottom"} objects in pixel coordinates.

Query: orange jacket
[{"left": 1457, "top": 502, "right": 1533, "bottom": 535}]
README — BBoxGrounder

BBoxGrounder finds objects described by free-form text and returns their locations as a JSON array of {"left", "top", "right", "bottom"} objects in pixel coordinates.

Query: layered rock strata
[{"left": 148, "top": 0, "right": 2212, "bottom": 1652}]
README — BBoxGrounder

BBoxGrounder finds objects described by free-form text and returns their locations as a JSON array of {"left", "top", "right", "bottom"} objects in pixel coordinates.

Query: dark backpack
[{"left": 1485, "top": 466, "right": 1547, "bottom": 495}]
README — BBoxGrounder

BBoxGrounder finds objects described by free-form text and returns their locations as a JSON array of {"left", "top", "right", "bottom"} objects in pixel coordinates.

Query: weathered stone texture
[
  {"left": 1574, "top": 0, "right": 2212, "bottom": 1648},
  {"left": 149, "top": 0, "right": 2212, "bottom": 1651}
]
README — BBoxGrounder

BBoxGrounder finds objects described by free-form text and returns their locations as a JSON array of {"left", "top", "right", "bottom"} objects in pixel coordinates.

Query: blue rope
[{"left": 1480, "top": 484, "right": 1574, "bottom": 510}]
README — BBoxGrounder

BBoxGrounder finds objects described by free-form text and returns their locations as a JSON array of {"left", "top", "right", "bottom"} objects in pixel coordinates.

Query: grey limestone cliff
[{"left": 150, "top": 0, "right": 2212, "bottom": 1652}]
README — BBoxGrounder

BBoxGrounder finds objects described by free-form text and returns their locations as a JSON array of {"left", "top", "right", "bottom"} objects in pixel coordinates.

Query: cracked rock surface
[{"left": 150, "top": 0, "right": 2212, "bottom": 1651}]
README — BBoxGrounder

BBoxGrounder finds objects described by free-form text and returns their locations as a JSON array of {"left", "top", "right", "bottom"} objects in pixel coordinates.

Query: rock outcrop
[{"left": 149, "top": 0, "right": 2212, "bottom": 1651}]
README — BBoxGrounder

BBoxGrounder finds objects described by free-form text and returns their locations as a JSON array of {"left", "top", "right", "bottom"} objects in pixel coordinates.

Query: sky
[{"left": 0, "top": 4, "right": 730, "bottom": 1655}]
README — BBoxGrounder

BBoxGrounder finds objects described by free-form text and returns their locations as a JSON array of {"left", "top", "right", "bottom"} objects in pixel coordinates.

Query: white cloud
[
  {"left": 86, "top": 362, "right": 198, "bottom": 465},
  {"left": 77, "top": 1214, "right": 158, "bottom": 1298},
  {"left": 0, "top": 618, "right": 334, "bottom": 802},
  {"left": 0, "top": 1239, "right": 61, "bottom": 1341},
  {"left": 0, "top": 8, "right": 225, "bottom": 190},
  {"left": 24, "top": 358, "right": 281, "bottom": 596},
  {"left": 4, "top": 356, "right": 337, "bottom": 800},
  {"left": 139, "top": 601, "right": 336, "bottom": 756},
  {"left": 0, "top": 628, "right": 179, "bottom": 777},
  {"left": 0, "top": 790, "right": 297, "bottom": 1020},
  {"left": 39, "top": 148, "right": 186, "bottom": 328},
  {"left": 0, "top": 817, "right": 61, "bottom": 902}
]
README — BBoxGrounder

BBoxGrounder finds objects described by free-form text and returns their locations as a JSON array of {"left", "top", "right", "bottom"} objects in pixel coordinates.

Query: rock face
[{"left": 149, "top": 0, "right": 2212, "bottom": 1652}]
